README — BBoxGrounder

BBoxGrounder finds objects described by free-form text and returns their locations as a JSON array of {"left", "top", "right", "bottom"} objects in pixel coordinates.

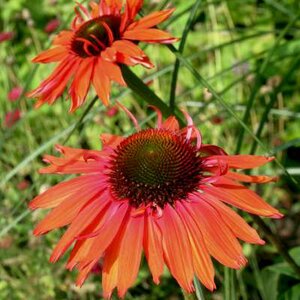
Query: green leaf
[{"left": 264, "top": 247, "right": 300, "bottom": 279}]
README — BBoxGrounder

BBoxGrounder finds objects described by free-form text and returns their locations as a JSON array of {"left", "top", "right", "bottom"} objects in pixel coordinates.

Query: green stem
[
  {"left": 63, "top": 95, "right": 98, "bottom": 144},
  {"left": 121, "top": 65, "right": 185, "bottom": 125},
  {"left": 169, "top": 0, "right": 202, "bottom": 112},
  {"left": 252, "top": 215, "right": 300, "bottom": 278}
]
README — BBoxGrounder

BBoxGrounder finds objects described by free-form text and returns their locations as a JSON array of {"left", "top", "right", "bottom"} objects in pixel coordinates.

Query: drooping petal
[
  {"left": 121, "top": 0, "right": 143, "bottom": 30},
  {"left": 69, "top": 57, "right": 95, "bottom": 111},
  {"left": 54, "top": 144, "right": 103, "bottom": 161},
  {"left": 156, "top": 204, "right": 194, "bottom": 292},
  {"left": 50, "top": 192, "right": 110, "bottom": 263},
  {"left": 127, "top": 9, "right": 175, "bottom": 30},
  {"left": 123, "top": 28, "right": 178, "bottom": 44},
  {"left": 32, "top": 47, "right": 68, "bottom": 63},
  {"left": 100, "top": 59, "right": 126, "bottom": 86},
  {"left": 112, "top": 40, "right": 153, "bottom": 68},
  {"left": 200, "top": 193, "right": 265, "bottom": 244},
  {"left": 202, "top": 177, "right": 283, "bottom": 218},
  {"left": 143, "top": 214, "right": 164, "bottom": 284},
  {"left": 176, "top": 202, "right": 216, "bottom": 291},
  {"left": 116, "top": 214, "right": 144, "bottom": 298},
  {"left": 33, "top": 186, "right": 105, "bottom": 235},
  {"left": 69, "top": 201, "right": 129, "bottom": 269},
  {"left": 29, "top": 174, "right": 103, "bottom": 209},
  {"left": 39, "top": 155, "right": 103, "bottom": 174},
  {"left": 102, "top": 210, "right": 144, "bottom": 298},
  {"left": 92, "top": 58, "right": 111, "bottom": 105},
  {"left": 225, "top": 171, "right": 278, "bottom": 184},
  {"left": 185, "top": 197, "right": 247, "bottom": 269},
  {"left": 207, "top": 155, "right": 275, "bottom": 169}
]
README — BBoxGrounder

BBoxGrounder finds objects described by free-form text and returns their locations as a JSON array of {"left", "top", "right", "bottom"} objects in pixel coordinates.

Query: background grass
[{"left": 1, "top": 0, "right": 300, "bottom": 299}]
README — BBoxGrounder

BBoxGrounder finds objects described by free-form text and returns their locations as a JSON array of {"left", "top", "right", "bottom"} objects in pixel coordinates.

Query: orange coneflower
[
  {"left": 27, "top": 0, "right": 177, "bottom": 111},
  {"left": 29, "top": 107, "right": 282, "bottom": 298}
]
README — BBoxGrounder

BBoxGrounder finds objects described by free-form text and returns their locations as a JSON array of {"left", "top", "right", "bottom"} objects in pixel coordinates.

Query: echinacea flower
[
  {"left": 29, "top": 107, "right": 282, "bottom": 298},
  {"left": 27, "top": 0, "right": 177, "bottom": 111}
]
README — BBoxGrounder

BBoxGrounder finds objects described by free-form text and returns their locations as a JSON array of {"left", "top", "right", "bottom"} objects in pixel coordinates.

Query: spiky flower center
[
  {"left": 109, "top": 129, "right": 202, "bottom": 208},
  {"left": 71, "top": 16, "right": 120, "bottom": 58}
]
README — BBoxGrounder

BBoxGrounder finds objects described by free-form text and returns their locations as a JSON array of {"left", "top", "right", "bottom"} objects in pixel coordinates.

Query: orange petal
[
  {"left": 50, "top": 193, "right": 110, "bottom": 262},
  {"left": 68, "top": 202, "right": 128, "bottom": 272},
  {"left": 102, "top": 209, "right": 144, "bottom": 298},
  {"left": 156, "top": 204, "right": 194, "bottom": 292},
  {"left": 209, "top": 155, "right": 275, "bottom": 169},
  {"left": 76, "top": 202, "right": 128, "bottom": 262},
  {"left": 226, "top": 171, "right": 278, "bottom": 184},
  {"left": 127, "top": 9, "right": 175, "bottom": 30},
  {"left": 54, "top": 144, "right": 103, "bottom": 161},
  {"left": 161, "top": 116, "right": 179, "bottom": 131},
  {"left": 112, "top": 40, "right": 153, "bottom": 68},
  {"left": 100, "top": 133, "right": 124, "bottom": 148},
  {"left": 40, "top": 155, "right": 103, "bottom": 174},
  {"left": 32, "top": 47, "right": 68, "bottom": 63},
  {"left": 92, "top": 58, "right": 111, "bottom": 105},
  {"left": 69, "top": 57, "right": 95, "bottom": 111},
  {"left": 176, "top": 202, "right": 216, "bottom": 291},
  {"left": 186, "top": 198, "right": 247, "bottom": 269},
  {"left": 125, "top": 0, "right": 143, "bottom": 21},
  {"left": 143, "top": 215, "right": 164, "bottom": 284},
  {"left": 117, "top": 214, "right": 144, "bottom": 298},
  {"left": 200, "top": 193, "right": 265, "bottom": 245},
  {"left": 100, "top": 59, "right": 126, "bottom": 86},
  {"left": 203, "top": 177, "right": 283, "bottom": 218},
  {"left": 33, "top": 185, "right": 105, "bottom": 235},
  {"left": 29, "top": 174, "right": 102, "bottom": 209},
  {"left": 123, "top": 28, "right": 178, "bottom": 44},
  {"left": 53, "top": 30, "right": 73, "bottom": 46}
]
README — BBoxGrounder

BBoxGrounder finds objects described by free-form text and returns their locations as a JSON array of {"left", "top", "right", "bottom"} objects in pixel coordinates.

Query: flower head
[
  {"left": 29, "top": 107, "right": 282, "bottom": 298},
  {"left": 27, "top": 0, "right": 177, "bottom": 111}
]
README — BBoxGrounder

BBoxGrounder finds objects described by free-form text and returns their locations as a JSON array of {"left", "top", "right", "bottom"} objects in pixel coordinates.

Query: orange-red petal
[
  {"left": 69, "top": 57, "right": 95, "bottom": 111},
  {"left": 176, "top": 202, "right": 216, "bottom": 291},
  {"left": 123, "top": 28, "right": 178, "bottom": 44},
  {"left": 29, "top": 174, "right": 103, "bottom": 209},
  {"left": 225, "top": 171, "right": 278, "bottom": 183},
  {"left": 32, "top": 47, "right": 68, "bottom": 63},
  {"left": 143, "top": 215, "right": 164, "bottom": 284},
  {"left": 186, "top": 198, "right": 247, "bottom": 269},
  {"left": 127, "top": 9, "right": 175, "bottom": 30},
  {"left": 209, "top": 155, "right": 275, "bottom": 169},
  {"left": 156, "top": 204, "right": 194, "bottom": 292},
  {"left": 200, "top": 193, "right": 265, "bottom": 245},
  {"left": 92, "top": 58, "right": 111, "bottom": 105},
  {"left": 203, "top": 177, "right": 283, "bottom": 218}
]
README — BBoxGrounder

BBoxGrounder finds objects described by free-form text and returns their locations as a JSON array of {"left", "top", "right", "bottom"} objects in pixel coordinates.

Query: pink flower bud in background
[
  {"left": 4, "top": 109, "right": 21, "bottom": 128},
  {"left": 17, "top": 180, "right": 30, "bottom": 190},
  {"left": 44, "top": 19, "right": 60, "bottom": 33},
  {"left": 0, "top": 31, "right": 14, "bottom": 43},
  {"left": 106, "top": 106, "right": 119, "bottom": 117},
  {"left": 8, "top": 87, "right": 23, "bottom": 102}
]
